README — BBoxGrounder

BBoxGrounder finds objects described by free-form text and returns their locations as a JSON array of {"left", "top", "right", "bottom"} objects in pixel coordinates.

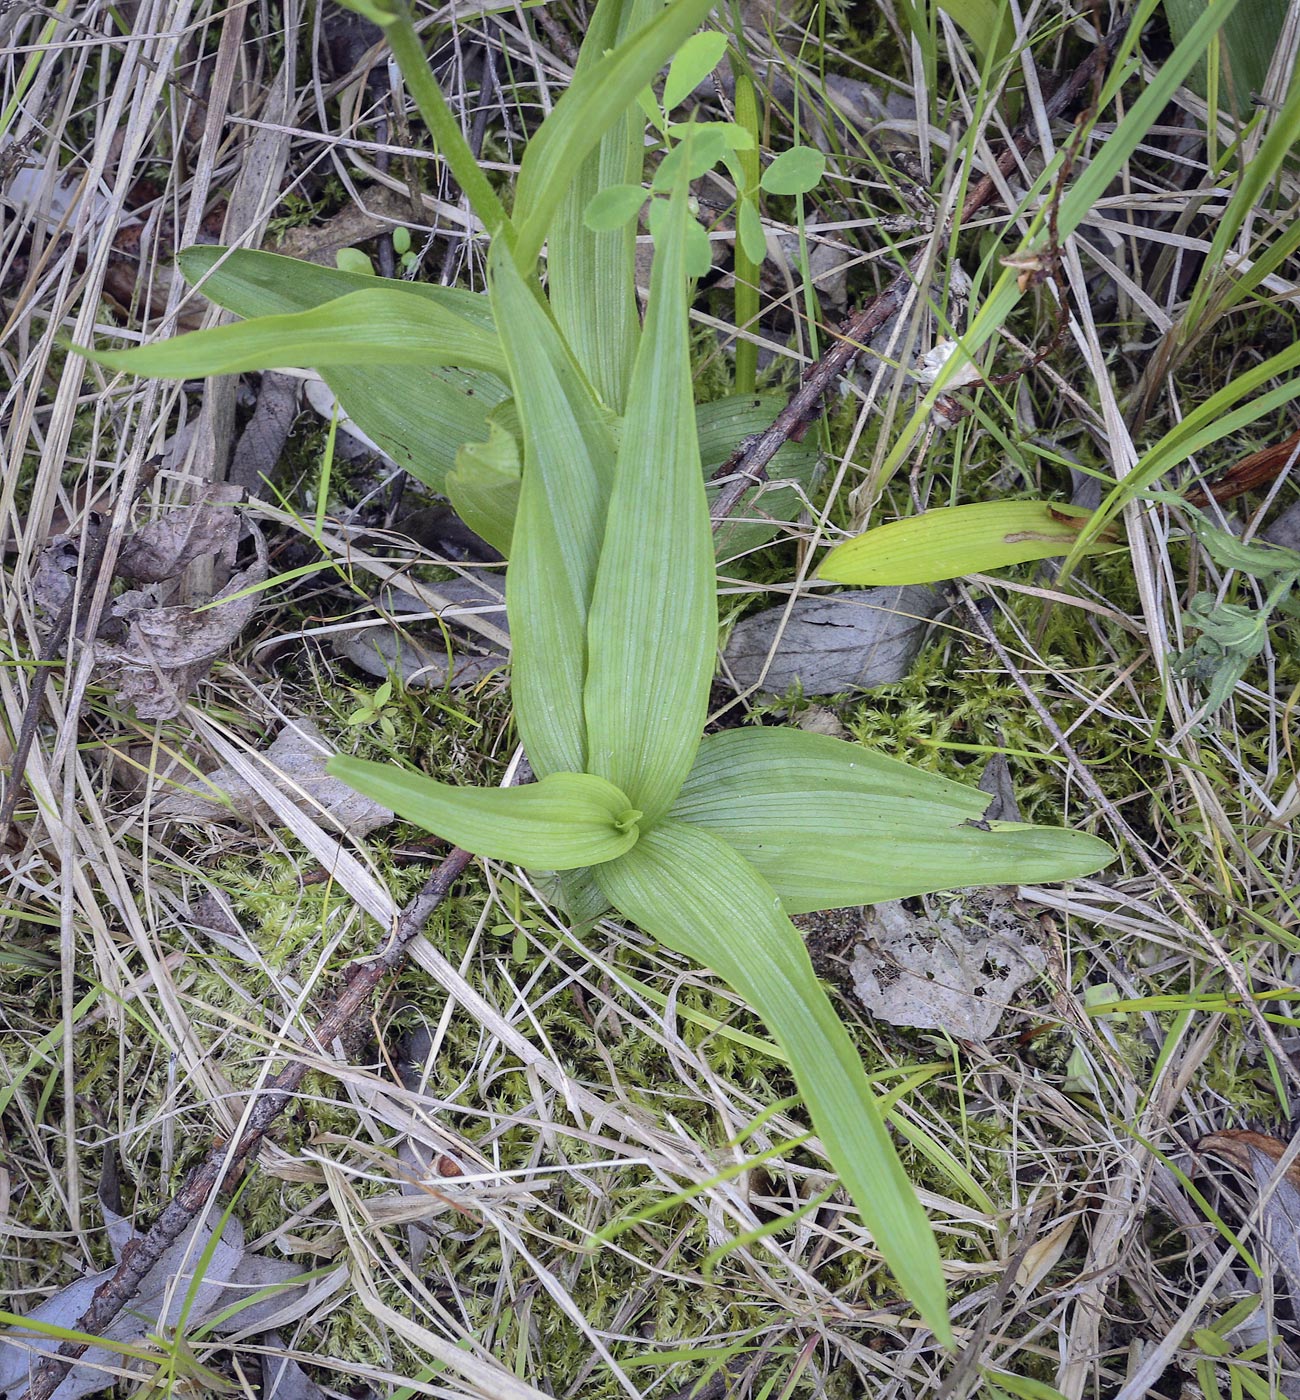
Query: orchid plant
[{"left": 79, "top": 0, "right": 1115, "bottom": 1344}]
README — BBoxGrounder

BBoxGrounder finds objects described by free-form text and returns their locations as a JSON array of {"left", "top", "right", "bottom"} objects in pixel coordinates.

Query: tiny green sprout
[
  {"left": 334, "top": 246, "right": 375, "bottom": 276},
  {"left": 345, "top": 679, "right": 397, "bottom": 742},
  {"left": 392, "top": 225, "right": 420, "bottom": 272}
]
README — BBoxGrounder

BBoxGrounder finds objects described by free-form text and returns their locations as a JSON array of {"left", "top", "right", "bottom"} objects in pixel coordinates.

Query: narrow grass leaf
[
  {"left": 327, "top": 759, "right": 639, "bottom": 869},
  {"left": 583, "top": 170, "right": 715, "bottom": 823},
  {"left": 881, "top": 0, "right": 1237, "bottom": 487},
  {"left": 512, "top": 0, "right": 716, "bottom": 267},
  {"left": 818, "top": 501, "right": 1122, "bottom": 585},
  {"left": 76, "top": 288, "right": 506, "bottom": 379},
  {"left": 669, "top": 730, "right": 1114, "bottom": 914},
  {"left": 488, "top": 240, "right": 618, "bottom": 777},
  {"left": 594, "top": 820, "right": 952, "bottom": 1344}
]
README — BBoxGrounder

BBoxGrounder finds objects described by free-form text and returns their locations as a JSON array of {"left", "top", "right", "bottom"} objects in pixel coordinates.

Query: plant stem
[{"left": 385, "top": 3, "right": 512, "bottom": 247}]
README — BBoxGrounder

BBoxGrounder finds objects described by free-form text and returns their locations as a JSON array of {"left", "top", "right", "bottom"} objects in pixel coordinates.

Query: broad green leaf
[
  {"left": 446, "top": 418, "right": 521, "bottom": 556},
  {"left": 512, "top": 0, "right": 717, "bottom": 268},
  {"left": 696, "top": 394, "right": 820, "bottom": 560},
  {"left": 662, "top": 31, "right": 727, "bottom": 111},
  {"left": 334, "top": 248, "right": 375, "bottom": 275},
  {"left": 177, "top": 247, "right": 505, "bottom": 489},
  {"left": 737, "top": 197, "right": 766, "bottom": 264},
  {"left": 489, "top": 241, "right": 618, "bottom": 778},
  {"left": 327, "top": 759, "right": 640, "bottom": 868},
  {"left": 819, "top": 501, "right": 1123, "bottom": 585},
  {"left": 76, "top": 288, "right": 507, "bottom": 380},
  {"left": 548, "top": 0, "right": 659, "bottom": 411},
  {"left": 1165, "top": 0, "right": 1288, "bottom": 118},
  {"left": 669, "top": 729, "right": 1114, "bottom": 914},
  {"left": 759, "top": 145, "right": 825, "bottom": 196},
  {"left": 583, "top": 169, "right": 715, "bottom": 823},
  {"left": 594, "top": 820, "right": 952, "bottom": 1344},
  {"left": 583, "top": 184, "right": 649, "bottom": 232}
]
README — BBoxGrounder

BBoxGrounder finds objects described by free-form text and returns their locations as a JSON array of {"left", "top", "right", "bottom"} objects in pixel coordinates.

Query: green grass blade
[
  {"left": 881, "top": 0, "right": 1238, "bottom": 486},
  {"left": 327, "top": 759, "right": 639, "bottom": 869},
  {"left": 176, "top": 247, "right": 503, "bottom": 490},
  {"left": 595, "top": 820, "right": 952, "bottom": 1344},
  {"left": 583, "top": 170, "right": 715, "bottom": 823},
  {"left": 1062, "top": 336, "right": 1300, "bottom": 572},
  {"left": 669, "top": 729, "right": 1114, "bottom": 914},
  {"left": 488, "top": 241, "right": 618, "bottom": 777},
  {"left": 512, "top": 0, "right": 717, "bottom": 268},
  {"left": 1183, "top": 63, "right": 1300, "bottom": 327},
  {"left": 546, "top": 0, "right": 658, "bottom": 411},
  {"left": 818, "top": 501, "right": 1123, "bottom": 585},
  {"left": 76, "top": 288, "right": 507, "bottom": 379}
]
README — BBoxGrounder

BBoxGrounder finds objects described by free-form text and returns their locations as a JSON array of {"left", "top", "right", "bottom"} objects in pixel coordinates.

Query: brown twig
[{"left": 709, "top": 17, "right": 1129, "bottom": 525}]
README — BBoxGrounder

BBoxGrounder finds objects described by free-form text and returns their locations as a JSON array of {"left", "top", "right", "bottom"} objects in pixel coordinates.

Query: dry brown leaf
[{"left": 114, "top": 488, "right": 242, "bottom": 584}]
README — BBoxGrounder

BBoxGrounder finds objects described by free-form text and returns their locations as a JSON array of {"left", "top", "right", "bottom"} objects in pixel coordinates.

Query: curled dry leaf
[
  {"left": 98, "top": 524, "right": 267, "bottom": 720},
  {"left": 723, "top": 585, "right": 945, "bottom": 697},
  {"left": 849, "top": 891, "right": 1046, "bottom": 1041},
  {"left": 114, "top": 487, "right": 243, "bottom": 584},
  {"left": 1198, "top": 1130, "right": 1300, "bottom": 1301},
  {"left": 153, "top": 720, "right": 393, "bottom": 837},
  {"left": 0, "top": 1195, "right": 329, "bottom": 1400}
]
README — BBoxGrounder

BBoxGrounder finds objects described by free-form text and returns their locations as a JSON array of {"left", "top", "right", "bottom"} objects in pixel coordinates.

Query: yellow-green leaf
[
  {"left": 76, "top": 288, "right": 506, "bottom": 380},
  {"left": 819, "top": 501, "right": 1122, "bottom": 585},
  {"left": 595, "top": 820, "right": 952, "bottom": 1344},
  {"left": 582, "top": 160, "right": 715, "bottom": 823},
  {"left": 670, "top": 729, "right": 1114, "bottom": 914},
  {"left": 327, "top": 760, "right": 639, "bottom": 869}
]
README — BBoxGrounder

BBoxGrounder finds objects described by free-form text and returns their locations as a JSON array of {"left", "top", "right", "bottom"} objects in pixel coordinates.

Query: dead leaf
[
  {"left": 723, "top": 586, "right": 945, "bottom": 697},
  {"left": 97, "top": 526, "right": 267, "bottom": 719},
  {"left": 0, "top": 1193, "right": 330, "bottom": 1400},
  {"left": 333, "top": 579, "right": 508, "bottom": 689},
  {"left": 1198, "top": 1131, "right": 1300, "bottom": 1299},
  {"left": 849, "top": 891, "right": 1045, "bottom": 1041},
  {"left": 114, "top": 488, "right": 242, "bottom": 584},
  {"left": 154, "top": 720, "right": 393, "bottom": 836}
]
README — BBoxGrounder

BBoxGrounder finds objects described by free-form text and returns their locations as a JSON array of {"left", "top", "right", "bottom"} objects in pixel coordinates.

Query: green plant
[
  {"left": 1155, "top": 495, "right": 1300, "bottom": 716},
  {"left": 75, "top": 0, "right": 1117, "bottom": 1345}
]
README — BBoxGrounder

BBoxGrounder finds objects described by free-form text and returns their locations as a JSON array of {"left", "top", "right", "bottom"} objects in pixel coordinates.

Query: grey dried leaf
[
  {"left": 98, "top": 527, "right": 267, "bottom": 720},
  {"left": 978, "top": 752, "right": 1022, "bottom": 824},
  {"left": 850, "top": 892, "right": 1045, "bottom": 1041},
  {"left": 333, "top": 578, "right": 508, "bottom": 689},
  {"left": 30, "top": 534, "right": 82, "bottom": 622},
  {"left": 723, "top": 586, "right": 944, "bottom": 697},
  {"left": 0, "top": 1202, "right": 324, "bottom": 1400},
  {"left": 154, "top": 720, "right": 392, "bottom": 837},
  {"left": 115, "top": 488, "right": 242, "bottom": 584},
  {"left": 1264, "top": 499, "right": 1300, "bottom": 552}
]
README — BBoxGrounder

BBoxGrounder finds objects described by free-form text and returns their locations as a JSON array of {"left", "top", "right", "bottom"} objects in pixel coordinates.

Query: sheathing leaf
[
  {"left": 582, "top": 174, "right": 715, "bottom": 822},
  {"left": 327, "top": 759, "right": 637, "bottom": 869},
  {"left": 489, "top": 243, "right": 618, "bottom": 776}
]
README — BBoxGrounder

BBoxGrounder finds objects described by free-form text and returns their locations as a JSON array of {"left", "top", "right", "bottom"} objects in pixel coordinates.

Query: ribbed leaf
[
  {"left": 175, "top": 247, "right": 505, "bottom": 489},
  {"left": 583, "top": 171, "right": 715, "bottom": 823},
  {"left": 669, "top": 729, "right": 1114, "bottom": 913},
  {"left": 512, "top": 0, "right": 717, "bottom": 267},
  {"left": 546, "top": 0, "right": 658, "bottom": 412},
  {"left": 488, "top": 241, "right": 618, "bottom": 777},
  {"left": 327, "top": 759, "right": 639, "bottom": 869},
  {"left": 447, "top": 418, "right": 521, "bottom": 556},
  {"left": 77, "top": 288, "right": 506, "bottom": 379},
  {"left": 594, "top": 820, "right": 951, "bottom": 1344},
  {"left": 819, "top": 501, "right": 1121, "bottom": 586}
]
